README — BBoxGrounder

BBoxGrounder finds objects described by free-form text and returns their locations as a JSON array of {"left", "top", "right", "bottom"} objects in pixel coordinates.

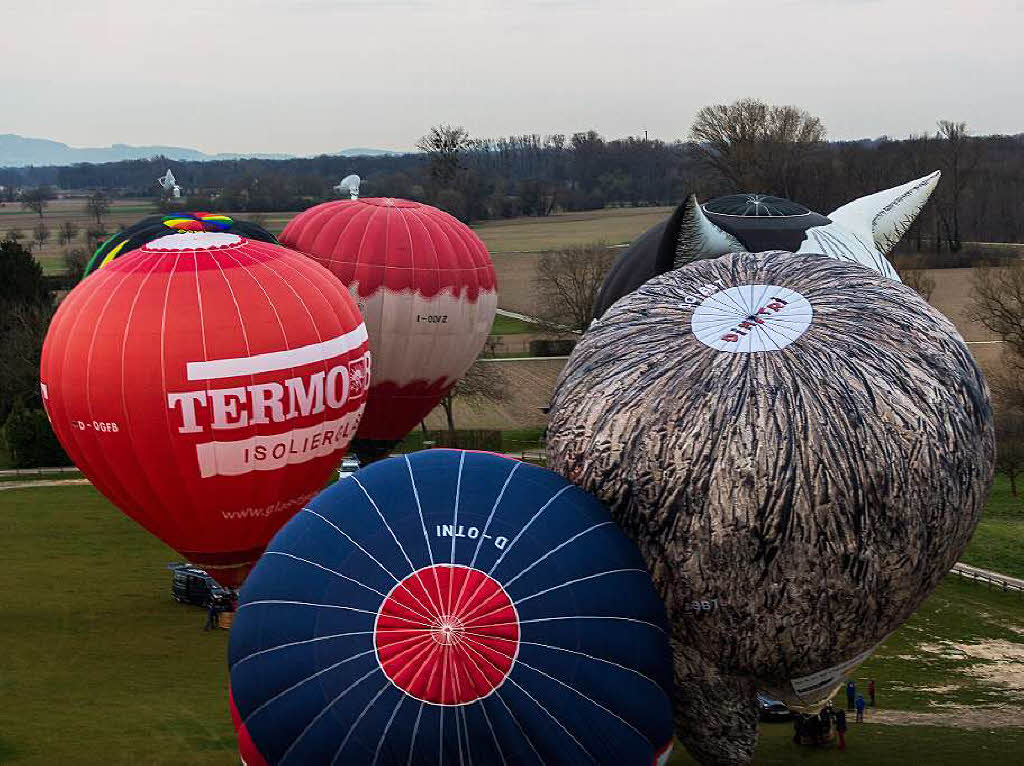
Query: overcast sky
[{"left": 4, "top": 0, "right": 1021, "bottom": 155}]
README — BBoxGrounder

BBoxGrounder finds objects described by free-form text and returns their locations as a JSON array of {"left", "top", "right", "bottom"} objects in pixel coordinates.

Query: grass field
[
  {"left": 674, "top": 722, "right": 1024, "bottom": 765},
  {"left": 961, "top": 475, "right": 1024, "bottom": 579},
  {"left": 490, "top": 313, "right": 539, "bottom": 334},
  {"left": 1, "top": 482, "right": 1021, "bottom": 765},
  {"left": 472, "top": 206, "right": 673, "bottom": 253},
  {"left": 0, "top": 469, "right": 82, "bottom": 482},
  {"left": 3, "top": 197, "right": 162, "bottom": 274}
]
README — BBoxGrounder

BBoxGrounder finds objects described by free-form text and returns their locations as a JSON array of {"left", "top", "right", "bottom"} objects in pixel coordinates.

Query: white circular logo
[
  {"left": 691, "top": 285, "right": 812, "bottom": 353},
  {"left": 147, "top": 232, "right": 242, "bottom": 251}
]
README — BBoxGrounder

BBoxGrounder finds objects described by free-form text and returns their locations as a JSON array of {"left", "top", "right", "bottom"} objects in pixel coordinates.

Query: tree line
[{"left": 3, "top": 100, "right": 1022, "bottom": 249}]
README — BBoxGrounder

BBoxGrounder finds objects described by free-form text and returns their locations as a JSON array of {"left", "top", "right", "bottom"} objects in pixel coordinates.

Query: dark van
[{"left": 169, "top": 563, "right": 230, "bottom": 606}]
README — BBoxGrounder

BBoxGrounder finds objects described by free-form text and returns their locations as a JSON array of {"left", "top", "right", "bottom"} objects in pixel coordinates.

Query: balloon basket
[{"left": 217, "top": 611, "right": 234, "bottom": 630}]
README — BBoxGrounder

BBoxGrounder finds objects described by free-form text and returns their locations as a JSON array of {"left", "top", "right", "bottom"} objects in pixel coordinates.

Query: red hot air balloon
[
  {"left": 280, "top": 198, "right": 497, "bottom": 460},
  {"left": 40, "top": 232, "right": 370, "bottom": 587}
]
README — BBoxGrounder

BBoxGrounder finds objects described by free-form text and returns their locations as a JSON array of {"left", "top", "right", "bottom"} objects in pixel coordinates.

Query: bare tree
[
  {"left": 896, "top": 259, "right": 937, "bottom": 302},
  {"left": 439, "top": 361, "right": 508, "bottom": 436},
  {"left": 31, "top": 222, "right": 50, "bottom": 252},
  {"left": 63, "top": 248, "right": 91, "bottom": 283},
  {"left": 995, "top": 406, "right": 1024, "bottom": 497},
  {"left": 970, "top": 263, "right": 1024, "bottom": 415},
  {"left": 970, "top": 263, "right": 1024, "bottom": 353},
  {"left": 534, "top": 242, "right": 616, "bottom": 331},
  {"left": 85, "top": 191, "right": 110, "bottom": 225},
  {"left": 417, "top": 124, "right": 472, "bottom": 186},
  {"left": 933, "top": 120, "right": 981, "bottom": 252},
  {"left": 57, "top": 220, "right": 80, "bottom": 246},
  {"left": 20, "top": 186, "right": 54, "bottom": 219},
  {"left": 688, "top": 98, "right": 826, "bottom": 197}
]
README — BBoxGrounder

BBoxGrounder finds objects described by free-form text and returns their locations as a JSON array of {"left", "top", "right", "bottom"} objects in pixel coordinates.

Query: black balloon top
[{"left": 593, "top": 193, "right": 831, "bottom": 320}]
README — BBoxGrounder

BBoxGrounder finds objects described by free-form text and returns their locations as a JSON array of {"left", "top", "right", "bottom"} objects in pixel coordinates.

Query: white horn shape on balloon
[
  {"left": 828, "top": 171, "right": 941, "bottom": 255},
  {"left": 796, "top": 171, "right": 941, "bottom": 280},
  {"left": 673, "top": 194, "right": 744, "bottom": 268}
]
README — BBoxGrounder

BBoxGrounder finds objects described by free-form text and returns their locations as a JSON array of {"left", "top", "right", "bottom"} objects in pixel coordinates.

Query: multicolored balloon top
[{"left": 84, "top": 212, "right": 277, "bottom": 277}]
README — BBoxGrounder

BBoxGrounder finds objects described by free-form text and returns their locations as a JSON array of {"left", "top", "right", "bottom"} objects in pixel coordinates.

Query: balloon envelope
[
  {"left": 228, "top": 449, "right": 674, "bottom": 765},
  {"left": 41, "top": 232, "right": 369, "bottom": 586},
  {"left": 280, "top": 199, "right": 498, "bottom": 458},
  {"left": 85, "top": 212, "right": 277, "bottom": 278},
  {"left": 549, "top": 251, "right": 994, "bottom": 760}
]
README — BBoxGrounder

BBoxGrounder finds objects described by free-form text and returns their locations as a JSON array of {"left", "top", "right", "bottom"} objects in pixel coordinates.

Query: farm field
[
  {"left": 1, "top": 483, "right": 1021, "bottom": 765},
  {"left": 472, "top": 205, "right": 673, "bottom": 253},
  {"left": 2, "top": 197, "right": 161, "bottom": 274}
]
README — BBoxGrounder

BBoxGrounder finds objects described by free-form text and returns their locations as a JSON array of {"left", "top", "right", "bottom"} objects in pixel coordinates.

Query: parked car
[
  {"left": 337, "top": 455, "right": 361, "bottom": 481},
  {"left": 168, "top": 563, "right": 231, "bottom": 607},
  {"left": 757, "top": 693, "right": 792, "bottom": 721}
]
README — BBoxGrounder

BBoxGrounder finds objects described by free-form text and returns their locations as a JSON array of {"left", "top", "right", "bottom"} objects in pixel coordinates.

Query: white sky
[{"left": 3, "top": 0, "right": 1021, "bottom": 155}]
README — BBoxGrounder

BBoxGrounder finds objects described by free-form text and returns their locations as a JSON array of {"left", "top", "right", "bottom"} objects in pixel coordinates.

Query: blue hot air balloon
[{"left": 228, "top": 449, "right": 674, "bottom": 766}]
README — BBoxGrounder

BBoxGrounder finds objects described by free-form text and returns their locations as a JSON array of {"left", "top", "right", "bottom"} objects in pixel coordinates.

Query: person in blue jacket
[
  {"left": 846, "top": 679, "right": 856, "bottom": 710},
  {"left": 855, "top": 694, "right": 866, "bottom": 722}
]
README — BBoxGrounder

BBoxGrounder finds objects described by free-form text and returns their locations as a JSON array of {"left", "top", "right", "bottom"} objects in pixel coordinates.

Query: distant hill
[
  {"left": 335, "top": 147, "right": 401, "bottom": 157},
  {"left": 0, "top": 134, "right": 403, "bottom": 167}
]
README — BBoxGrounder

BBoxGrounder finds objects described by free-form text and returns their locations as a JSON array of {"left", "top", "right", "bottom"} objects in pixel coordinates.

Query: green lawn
[
  {"left": 825, "top": 576, "right": 1024, "bottom": 712},
  {"left": 0, "top": 470, "right": 82, "bottom": 482},
  {"left": 490, "top": 313, "right": 540, "bottom": 334},
  {"left": 1, "top": 475, "right": 1020, "bottom": 764},
  {"left": 0, "top": 486, "right": 235, "bottom": 765},
  {"left": 962, "top": 474, "right": 1024, "bottom": 579},
  {"left": 671, "top": 722, "right": 1024, "bottom": 765},
  {"left": 392, "top": 426, "right": 545, "bottom": 454}
]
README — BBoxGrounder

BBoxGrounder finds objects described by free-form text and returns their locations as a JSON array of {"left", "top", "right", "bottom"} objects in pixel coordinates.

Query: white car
[{"left": 337, "top": 456, "right": 361, "bottom": 481}]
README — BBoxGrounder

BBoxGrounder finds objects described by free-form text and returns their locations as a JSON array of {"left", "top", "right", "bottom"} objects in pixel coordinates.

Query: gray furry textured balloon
[{"left": 547, "top": 251, "right": 994, "bottom": 764}]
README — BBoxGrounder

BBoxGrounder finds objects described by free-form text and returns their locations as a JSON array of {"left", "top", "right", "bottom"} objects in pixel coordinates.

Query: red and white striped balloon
[{"left": 280, "top": 198, "right": 497, "bottom": 456}]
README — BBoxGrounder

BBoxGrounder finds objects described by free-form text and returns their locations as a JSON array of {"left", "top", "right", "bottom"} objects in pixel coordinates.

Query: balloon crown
[
  {"left": 703, "top": 195, "right": 813, "bottom": 217},
  {"left": 159, "top": 212, "right": 235, "bottom": 232}
]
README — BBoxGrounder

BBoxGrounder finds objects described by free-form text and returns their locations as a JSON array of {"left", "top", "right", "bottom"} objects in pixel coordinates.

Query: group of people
[
  {"left": 793, "top": 702, "right": 847, "bottom": 749},
  {"left": 846, "top": 678, "right": 877, "bottom": 721},
  {"left": 793, "top": 678, "right": 877, "bottom": 751}
]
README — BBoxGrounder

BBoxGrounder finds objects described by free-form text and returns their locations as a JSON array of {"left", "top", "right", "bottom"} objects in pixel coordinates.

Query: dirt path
[
  {"left": 864, "top": 707, "right": 1024, "bottom": 729},
  {"left": 0, "top": 478, "right": 91, "bottom": 491}
]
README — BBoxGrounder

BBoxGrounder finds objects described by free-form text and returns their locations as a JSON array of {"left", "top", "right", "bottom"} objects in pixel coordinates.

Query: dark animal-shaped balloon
[
  {"left": 549, "top": 173, "right": 995, "bottom": 765},
  {"left": 593, "top": 172, "right": 940, "bottom": 320}
]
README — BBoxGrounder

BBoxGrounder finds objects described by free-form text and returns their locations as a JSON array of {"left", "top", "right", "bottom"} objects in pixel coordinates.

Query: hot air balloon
[
  {"left": 279, "top": 199, "right": 498, "bottom": 461},
  {"left": 40, "top": 232, "right": 370, "bottom": 587},
  {"left": 592, "top": 172, "right": 940, "bottom": 319},
  {"left": 228, "top": 449, "right": 675, "bottom": 765},
  {"left": 84, "top": 212, "right": 277, "bottom": 278},
  {"left": 548, "top": 253, "right": 993, "bottom": 764}
]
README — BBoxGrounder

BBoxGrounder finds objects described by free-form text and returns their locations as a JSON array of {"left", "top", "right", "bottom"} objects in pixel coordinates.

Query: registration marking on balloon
[
  {"left": 374, "top": 564, "right": 519, "bottom": 706},
  {"left": 690, "top": 284, "right": 812, "bottom": 353}
]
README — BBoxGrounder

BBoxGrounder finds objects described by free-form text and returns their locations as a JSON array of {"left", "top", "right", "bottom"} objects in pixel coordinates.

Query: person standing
[
  {"left": 855, "top": 694, "right": 866, "bottom": 723},
  {"left": 846, "top": 679, "right": 856, "bottom": 711},
  {"left": 204, "top": 599, "right": 219, "bottom": 631},
  {"left": 835, "top": 708, "right": 848, "bottom": 750},
  {"left": 868, "top": 678, "right": 876, "bottom": 707}
]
